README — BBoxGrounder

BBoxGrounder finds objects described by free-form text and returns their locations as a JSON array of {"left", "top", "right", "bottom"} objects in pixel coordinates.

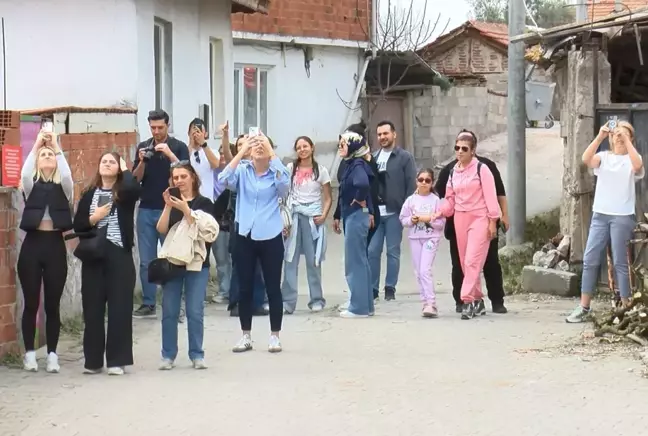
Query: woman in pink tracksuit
[
  {"left": 399, "top": 168, "right": 445, "bottom": 318},
  {"left": 433, "top": 131, "right": 501, "bottom": 320}
]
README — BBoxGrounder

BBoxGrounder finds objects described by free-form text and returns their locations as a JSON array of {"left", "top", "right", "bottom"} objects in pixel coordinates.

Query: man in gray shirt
[{"left": 369, "top": 120, "right": 417, "bottom": 300}]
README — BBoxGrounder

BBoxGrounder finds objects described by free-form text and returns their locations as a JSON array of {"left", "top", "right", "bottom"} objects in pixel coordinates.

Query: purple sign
[{"left": 20, "top": 117, "right": 41, "bottom": 164}]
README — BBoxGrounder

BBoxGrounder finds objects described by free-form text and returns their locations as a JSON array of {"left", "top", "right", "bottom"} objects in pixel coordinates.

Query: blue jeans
[
  {"left": 161, "top": 267, "right": 209, "bottom": 361},
  {"left": 213, "top": 231, "right": 232, "bottom": 298},
  {"left": 368, "top": 213, "right": 403, "bottom": 291},
  {"left": 281, "top": 214, "right": 325, "bottom": 312},
  {"left": 137, "top": 208, "right": 165, "bottom": 306},
  {"left": 230, "top": 260, "right": 266, "bottom": 309},
  {"left": 344, "top": 209, "right": 374, "bottom": 315},
  {"left": 581, "top": 213, "right": 635, "bottom": 298}
]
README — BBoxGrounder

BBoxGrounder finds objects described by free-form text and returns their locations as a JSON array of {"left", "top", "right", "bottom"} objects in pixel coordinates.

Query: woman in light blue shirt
[{"left": 218, "top": 134, "right": 290, "bottom": 353}]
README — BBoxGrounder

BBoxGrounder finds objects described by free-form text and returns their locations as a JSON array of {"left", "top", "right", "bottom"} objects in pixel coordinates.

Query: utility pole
[{"left": 507, "top": 0, "right": 526, "bottom": 245}]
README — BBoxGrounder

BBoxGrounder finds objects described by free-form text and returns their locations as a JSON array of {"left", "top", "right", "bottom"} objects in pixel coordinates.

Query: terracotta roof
[
  {"left": 21, "top": 106, "right": 137, "bottom": 115},
  {"left": 587, "top": 1, "right": 648, "bottom": 21},
  {"left": 469, "top": 21, "right": 509, "bottom": 46},
  {"left": 420, "top": 20, "right": 509, "bottom": 55}
]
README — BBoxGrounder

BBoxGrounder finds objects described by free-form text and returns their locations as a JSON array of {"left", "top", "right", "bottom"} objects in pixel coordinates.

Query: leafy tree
[{"left": 468, "top": 0, "right": 575, "bottom": 28}]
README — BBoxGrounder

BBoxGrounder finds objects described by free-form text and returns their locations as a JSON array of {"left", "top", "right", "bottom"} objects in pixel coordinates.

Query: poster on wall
[
  {"left": 1, "top": 145, "right": 21, "bottom": 187},
  {"left": 20, "top": 116, "right": 41, "bottom": 163}
]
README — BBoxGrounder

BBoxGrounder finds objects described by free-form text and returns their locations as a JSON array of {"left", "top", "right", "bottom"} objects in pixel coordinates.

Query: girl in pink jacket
[
  {"left": 432, "top": 132, "right": 501, "bottom": 320},
  {"left": 399, "top": 168, "right": 446, "bottom": 318}
]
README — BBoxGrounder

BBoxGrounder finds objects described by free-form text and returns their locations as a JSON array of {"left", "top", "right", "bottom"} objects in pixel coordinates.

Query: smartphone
[
  {"left": 97, "top": 196, "right": 111, "bottom": 208},
  {"left": 248, "top": 126, "right": 260, "bottom": 137},
  {"left": 169, "top": 187, "right": 181, "bottom": 199},
  {"left": 41, "top": 120, "right": 54, "bottom": 133},
  {"left": 608, "top": 119, "right": 617, "bottom": 130}
]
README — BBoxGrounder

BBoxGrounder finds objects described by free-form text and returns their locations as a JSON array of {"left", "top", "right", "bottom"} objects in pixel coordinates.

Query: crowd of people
[{"left": 16, "top": 108, "right": 643, "bottom": 376}]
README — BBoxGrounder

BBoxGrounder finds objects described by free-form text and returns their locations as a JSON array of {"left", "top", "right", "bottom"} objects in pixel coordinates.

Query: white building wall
[
  {"left": 0, "top": 0, "right": 233, "bottom": 147},
  {"left": 232, "top": 42, "right": 363, "bottom": 170}
]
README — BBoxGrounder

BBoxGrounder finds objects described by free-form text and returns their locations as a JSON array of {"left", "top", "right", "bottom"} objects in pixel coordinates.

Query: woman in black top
[
  {"left": 73, "top": 152, "right": 141, "bottom": 375},
  {"left": 156, "top": 162, "right": 216, "bottom": 370},
  {"left": 18, "top": 128, "right": 74, "bottom": 373}
]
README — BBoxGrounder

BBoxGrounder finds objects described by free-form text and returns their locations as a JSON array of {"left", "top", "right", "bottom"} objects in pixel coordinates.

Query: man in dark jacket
[{"left": 434, "top": 129, "right": 509, "bottom": 314}]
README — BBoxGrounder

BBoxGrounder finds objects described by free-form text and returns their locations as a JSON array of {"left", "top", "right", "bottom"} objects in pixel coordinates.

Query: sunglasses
[
  {"left": 193, "top": 150, "right": 201, "bottom": 164},
  {"left": 171, "top": 160, "right": 191, "bottom": 168},
  {"left": 454, "top": 145, "right": 470, "bottom": 153},
  {"left": 417, "top": 177, "right": 432, "bottom": 184}
]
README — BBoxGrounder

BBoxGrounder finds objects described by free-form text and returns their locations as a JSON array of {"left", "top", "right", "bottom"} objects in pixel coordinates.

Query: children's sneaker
[
  {"left": 461, "top": 303, "right": 474, "bottom": 320},
  {"left": 566, "top": 305, "right": 591, "bottom": 323},
  {"left": 107, "top": 367, "right": 125, "bottom": 376},
  {"left": 233, "top": 334, "right": 253, "bottom": 353},
  {"left": 159, "top": 358, "right": 175, "bottom": 370},
  {"left": 192, "top": 359, "right": 208, "bottom": 370},
  {"left": 422, "top": 305, "right": 438, "bottom": 318},
  {"left": 23, "top": 351, "right": 38, "bottom": 372},
  {"left": 473, "top": 299, "right": 486, "bottom": 316},
  {"left": 268, "top": 335, "right": 282, "bottom": 353},
  {"left": 46, "top": 352, "right": 60, "bottom": 373}
]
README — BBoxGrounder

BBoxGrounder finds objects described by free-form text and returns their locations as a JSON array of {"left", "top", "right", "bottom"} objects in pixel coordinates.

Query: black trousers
[
  {"left": 17, "top": 231, "right": 68, "bottom": 353},
  {"left": 81, "top": 241, "right": 136, "bottom": 369},
  {"left": 234, "top": 232, "right": 284, "bottom": 332},
  {"left": 449, "top": 234, "right": 505, "bottom": 306}
]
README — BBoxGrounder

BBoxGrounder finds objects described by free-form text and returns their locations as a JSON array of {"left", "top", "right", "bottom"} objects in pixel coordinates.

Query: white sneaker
[
  {"left": 340, "top": 310, "right": 368, "bottom": 319},
  {"left": 232, "top": 334, "right": 253, "bottom": 353},
  {"left": 46, "top": 352, "right": 60, "bottom": 373},
  {"left": 107, "top": 367, "right": 125, "bottom": 376},
  {"left": 84, "top": 368, "right": 102, "bottom": 375},
  {"left": 23, "top": 351, "right": 38, "bottom": 372},
  {"left": 311, "top": 303, "right": 324, "bottom": 313},
  {"left": 159, "top": 358, "right": 175, "bottom": 370},
  {"left": 338, "top": 301, "right": 350, "bottom": 312},
  {"left": 212, "top": 295, "right": 228, "bottom": 304},
  {"left": 268, "top": 335, "right": 282, "bottom": 353},
  {"left": 192, "top": 359, "right": 207, "bottom": 370}
]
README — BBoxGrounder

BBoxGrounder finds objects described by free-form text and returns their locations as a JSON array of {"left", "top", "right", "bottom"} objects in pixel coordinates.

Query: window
[
  {"left": 154, "top": 18, "right": 173, "bottom": 119},
  {"left": 233, "top": 65, "right": 268, "bottom": 137},
  {"left": 210, "top": 39, "right": 224, "bottom": 135}
]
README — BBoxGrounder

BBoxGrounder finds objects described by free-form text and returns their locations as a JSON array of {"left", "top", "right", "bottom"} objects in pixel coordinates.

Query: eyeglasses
[
  {"left": 417, "top": 177, "right": 432, "bottom": 184},
  {"left": 170, "top": 160, "right": 191, "bottom": 168},
  {"left": 193, "top": 150, "right": 201, "bottom": 164},
  {"left": 454, "top": 145, "right": 470, "bottom": 152}
]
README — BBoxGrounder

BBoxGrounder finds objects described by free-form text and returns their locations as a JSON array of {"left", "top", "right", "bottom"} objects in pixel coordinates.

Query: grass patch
[
  {"left": 0, "top": 350, "right": 22, "bottom": 369},
  {"left": 501, "top": 207, "right": 561, "bottom": 294},
  {"left": 60, "top": 314, "right": 84, "bottom": 338}
]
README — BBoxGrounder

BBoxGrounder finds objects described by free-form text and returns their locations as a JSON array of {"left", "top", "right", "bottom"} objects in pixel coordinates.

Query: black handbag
[
  {"left": 148, "top": 258, "right": 184, "bottom": 285},
  {"left": 72, "top": 205, "right": 116, "bottom": 262}
]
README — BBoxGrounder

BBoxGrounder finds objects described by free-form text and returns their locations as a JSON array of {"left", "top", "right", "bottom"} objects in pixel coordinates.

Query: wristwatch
[{"left": 200, "top": 143, "right": 208, "bottom": 148}]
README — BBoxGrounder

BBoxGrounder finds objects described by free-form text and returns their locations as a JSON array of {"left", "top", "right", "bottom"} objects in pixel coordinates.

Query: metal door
[{"left": 364, "top": 96, "right": 405, "bottom": 152}]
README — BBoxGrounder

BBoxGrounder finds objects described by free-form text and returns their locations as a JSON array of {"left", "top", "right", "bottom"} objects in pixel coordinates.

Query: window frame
[
  {"left": 233, "top": 64, "right": 270, "bottom": 137},
  {"left": 154, "top": 17, "right": 173, "bottom": 130}
]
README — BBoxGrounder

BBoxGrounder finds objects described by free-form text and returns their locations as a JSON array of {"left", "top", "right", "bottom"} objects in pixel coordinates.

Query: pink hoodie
[
  {"left": 399, "top": 192, "right": 446, "bottom": 239},
  {"left": 439, "top": 158, "right": 500, "bottom": 219}
]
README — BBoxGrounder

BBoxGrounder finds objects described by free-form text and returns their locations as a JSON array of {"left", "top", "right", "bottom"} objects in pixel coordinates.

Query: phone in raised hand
[
  {"left": 248, "top": 126, "right": 260, "bottom": 137},
  {"left": 42, "top": 120, "right": 54, "bottom": 133},
  {"left": 169, "top": 187, "right": 181, "bottom": 199},
  {"left": 608, "top": 119, "right": 617, "bottom": 130}
]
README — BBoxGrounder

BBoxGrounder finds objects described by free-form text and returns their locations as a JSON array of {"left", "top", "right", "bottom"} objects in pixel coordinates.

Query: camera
[{"left": 141, "top": 143, "right": 156, "bottom": 162}]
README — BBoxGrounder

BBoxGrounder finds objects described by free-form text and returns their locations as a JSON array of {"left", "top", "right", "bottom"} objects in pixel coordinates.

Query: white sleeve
[
  {"left": 593, "top": 151, "right": 606, "bottom": 176},
  {"left": 635, "top": 155, "right": 645, "bottom": 180},
  {"left": 21, "top": 150, "right": 37, "bottom": 196},
  {"left": 318, "top": 165, "right": 331, "bottom": 185}
]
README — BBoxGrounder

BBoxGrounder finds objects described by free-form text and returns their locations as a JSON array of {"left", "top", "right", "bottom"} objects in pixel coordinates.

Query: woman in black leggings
[{"left": 18, "top": 128, "right": 73, "bottom": 373}]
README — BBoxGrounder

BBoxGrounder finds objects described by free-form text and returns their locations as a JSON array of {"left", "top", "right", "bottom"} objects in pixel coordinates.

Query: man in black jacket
[{"left": 434, "top": 129, "right": 509, "bottom": 314}]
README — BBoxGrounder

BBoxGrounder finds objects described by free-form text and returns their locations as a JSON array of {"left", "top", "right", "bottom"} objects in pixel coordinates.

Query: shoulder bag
[{"left": 73, "top": 204, "right": 116, "bottom": 262}]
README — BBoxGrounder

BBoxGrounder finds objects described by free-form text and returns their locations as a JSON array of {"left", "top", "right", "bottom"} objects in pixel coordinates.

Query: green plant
[
  {"left": 60, "top": 314, "right": 84, "bottom": 337},
  {"left": 0, "top": 350, "right": 22, "bottom": 369}
]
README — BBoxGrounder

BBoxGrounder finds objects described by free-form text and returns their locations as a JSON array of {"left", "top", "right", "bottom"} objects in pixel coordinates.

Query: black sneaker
[
  {"left": 492, "top": 303, "right": 508, "bottom": 314},
  {"left": 133, "top": 305, "right": 156, "bottom": 319},
  {"left": 384, "top": 286, "right": 396, "bottom": 301},
  {"left": 373, "top": 289, "right": 379, "bottom": 301},
  {"left": 229, "top": 306, "right": 239, "bottom": 317},
  {"left": 474, "top": 299, "right": 486, "bottom": 316},
  {"left": 455, "top": 303, "right": 463, "bottom": 313},
  {"left": 461, "top": 303, "right": 474, "bottom": 320}
]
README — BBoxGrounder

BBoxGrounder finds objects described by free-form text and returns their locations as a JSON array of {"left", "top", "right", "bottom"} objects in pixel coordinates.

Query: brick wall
[
  {"left": 232, "top": 0, "right": 371, "bottom": 41},
  {"left": 0, "top": 188, "right": 18, "bottom": 358},
  {"left": 426, "top": 36, "right": 507, "bottom": 76}
]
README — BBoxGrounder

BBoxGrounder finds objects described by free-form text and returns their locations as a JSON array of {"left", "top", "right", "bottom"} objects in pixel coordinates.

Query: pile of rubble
[{"left": 531, "top": 234, "right": 571, "bottom": 271}]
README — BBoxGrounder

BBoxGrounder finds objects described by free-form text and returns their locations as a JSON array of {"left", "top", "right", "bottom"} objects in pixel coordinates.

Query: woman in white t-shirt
[
  {"left": 566, "top": 121, "right": 645, "bottom": 323},
  {"left": 281, "top": 136, "right": 333, "bottom": 313}
]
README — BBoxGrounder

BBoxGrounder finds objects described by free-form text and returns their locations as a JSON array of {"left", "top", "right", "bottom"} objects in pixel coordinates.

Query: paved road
[{"left": 2, "top": 232, "right": 647, "bottom": 435}]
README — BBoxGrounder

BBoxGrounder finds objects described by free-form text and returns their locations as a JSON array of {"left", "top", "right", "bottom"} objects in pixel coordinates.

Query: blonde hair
[{"left": 32, "top": 146, "right": 61, "bottom": 184}]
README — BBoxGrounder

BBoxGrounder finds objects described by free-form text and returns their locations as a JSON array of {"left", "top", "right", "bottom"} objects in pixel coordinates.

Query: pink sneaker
[{"left": 422, "top": 305, "right": 438, "bottom": 318}]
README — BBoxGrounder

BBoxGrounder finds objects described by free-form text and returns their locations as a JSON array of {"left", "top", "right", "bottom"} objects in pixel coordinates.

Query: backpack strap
[{"left": 449, "top": 162, "right": 483, "bottom": 188}]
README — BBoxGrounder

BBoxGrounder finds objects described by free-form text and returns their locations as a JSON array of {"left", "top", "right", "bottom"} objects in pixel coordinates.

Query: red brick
[
  {"left": 0, "top": 128, "right": 20, "bottom": 147},
  {"left": 0, "top": 111, "right": 19, "bottom": 129},
  {"left": 0, "top": 304, "right": 14, "bottom": 325},
  {"left": 0, "top": 285, "right": 16, "bottom": 306},
  {"left": 0, "top": 322, "right": 17, "bottom": 343},
  {"left": 232, "top": 0, "right": 371, "bottom": 41}
]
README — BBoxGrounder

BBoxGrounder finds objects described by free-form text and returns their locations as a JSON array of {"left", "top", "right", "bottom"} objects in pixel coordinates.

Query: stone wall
[
  {"left": 0, "top": 188, "right": 18, "bottom": 357},
  {"left": 410, "top": 85, "right": 507, "bottom": 167}
]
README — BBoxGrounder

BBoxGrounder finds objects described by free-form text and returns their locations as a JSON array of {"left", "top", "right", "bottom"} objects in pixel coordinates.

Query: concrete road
[{"left": 2, "top": 230, "right": 647, "bottom": 436}]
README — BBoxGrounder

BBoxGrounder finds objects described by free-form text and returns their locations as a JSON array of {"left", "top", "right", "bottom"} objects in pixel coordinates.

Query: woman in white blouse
[{"left": 567, "top": 121, "right": 644, "bottom": 323}]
